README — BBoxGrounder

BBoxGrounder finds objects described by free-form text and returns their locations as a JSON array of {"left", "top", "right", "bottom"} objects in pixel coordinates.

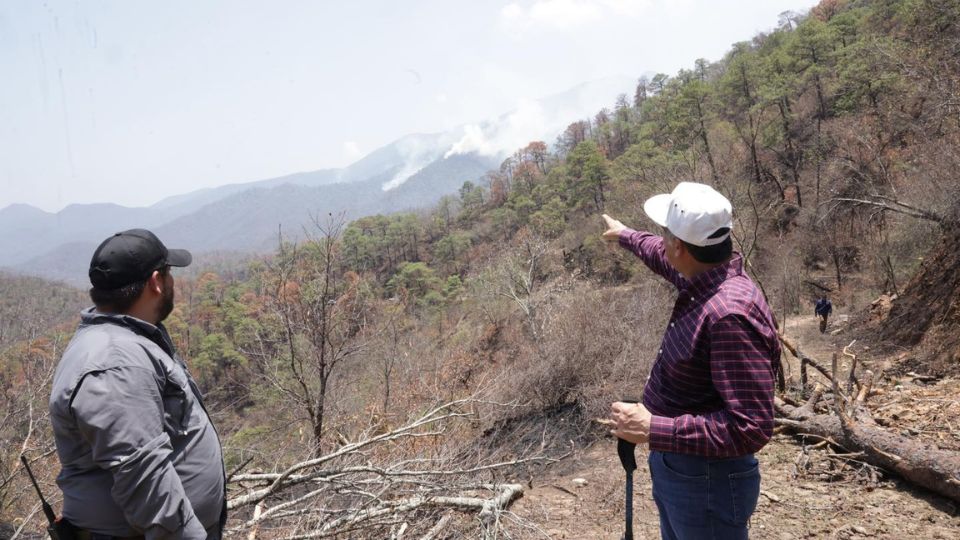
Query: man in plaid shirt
[{"left": 602, "top": 182, "right": 780, "bottom": 540}]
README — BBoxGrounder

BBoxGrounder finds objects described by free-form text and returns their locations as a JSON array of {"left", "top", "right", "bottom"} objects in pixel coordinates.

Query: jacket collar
[{"left": 80, "top": 307, "right": 175, "bottom": 356}]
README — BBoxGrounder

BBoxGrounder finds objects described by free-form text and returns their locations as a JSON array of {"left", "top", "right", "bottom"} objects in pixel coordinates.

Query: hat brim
[
  {"left": 643, "top": 193, "right": 672, "bottom": 228},
  {"left": 166, "top": 248, "right": 192, "bottom": 267}
]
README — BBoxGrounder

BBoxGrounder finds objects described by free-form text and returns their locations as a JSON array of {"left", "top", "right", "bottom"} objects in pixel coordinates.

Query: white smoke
[
  {"left": 381, "top": 133, "right": 452, "bottom": 191},
  {"left": 342, "top": 141, "right": 363, "bottom": 161},
  {"left": 444, "top": 98, "right": 548, "bottom": 160},
  {"left": 444, "top": 77, "right": 633, "bottom": 160},
  {"left": 383, "top": 76, "right": 635, "bottom": 190},
  {"left": 381, "top": 157, "right": 432, "bottom": 191}
]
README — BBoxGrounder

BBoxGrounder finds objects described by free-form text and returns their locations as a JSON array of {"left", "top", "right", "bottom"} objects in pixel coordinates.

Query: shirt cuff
[
  {"left": 617, "top": 228, "right": 637, "bottom": 248},
  {"left": 648, "top": 415, "right": 675, "bottom": 452}
]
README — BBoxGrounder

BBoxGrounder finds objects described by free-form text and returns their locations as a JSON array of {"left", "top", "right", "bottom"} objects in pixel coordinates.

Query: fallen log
[
  {"left": 775, "top": 336, "right": 960, "bottom": 502},
  {"left": 776, "top": 397, "right": 960, "bottom": 503}
]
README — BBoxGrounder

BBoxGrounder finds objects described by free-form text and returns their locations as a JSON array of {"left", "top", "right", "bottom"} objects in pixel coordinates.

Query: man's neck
[
  {"left": 681, "top": 256, "right": 731, "bottom": 281},
  {"left": 96, "top": 305, "right": 157, "bottom": 325}
]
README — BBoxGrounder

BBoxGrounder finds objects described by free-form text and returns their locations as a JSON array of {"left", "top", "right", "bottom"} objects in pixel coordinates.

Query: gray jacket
[{"left": 49, "top": 309, "right": 225, "bottom": 539}]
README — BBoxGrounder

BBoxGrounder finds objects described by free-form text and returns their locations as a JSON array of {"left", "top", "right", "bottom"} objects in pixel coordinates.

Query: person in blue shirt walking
[{"left": 815, "top": 296, "right": 833, "bottom": 334}]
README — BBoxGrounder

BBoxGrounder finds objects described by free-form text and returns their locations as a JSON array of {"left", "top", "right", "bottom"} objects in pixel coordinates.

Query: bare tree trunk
[
  {"left": 777, "top": 99, "right": 803, "bottom": 207},
  {"left": 830, "top": 247, "right": 843, "bottom": 290},
  {"left": 815, "top": 117, "right": 823, "bottom": 218},
  {"left": 696, "top": 99, "right": 720, "bottom": 185}
]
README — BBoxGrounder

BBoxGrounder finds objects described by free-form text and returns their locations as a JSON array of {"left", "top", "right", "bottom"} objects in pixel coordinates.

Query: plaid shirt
[{"left": 619, "top": 229, "right": 780, "bottom": 457}]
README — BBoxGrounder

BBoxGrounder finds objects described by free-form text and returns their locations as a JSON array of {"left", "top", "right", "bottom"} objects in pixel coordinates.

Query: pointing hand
[{"left": 601, "top": 214, "right": 626, "bottom": 242}]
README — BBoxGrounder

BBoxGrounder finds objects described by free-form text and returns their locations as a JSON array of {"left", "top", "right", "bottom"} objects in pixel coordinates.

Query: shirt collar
[{"left": 682, "top": 253, "right": 744, "bottom": 297}]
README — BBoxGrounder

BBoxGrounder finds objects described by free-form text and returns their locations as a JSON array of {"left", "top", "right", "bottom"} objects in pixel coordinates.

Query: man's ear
[
  {"left": 671, "top": 237, "right": 691, "bottom": 263},
  {"left": 148, "top": 270, "right": 164, "bottom": 295},
  {"left": 666, "top": 235, "right": 682, "bottom": 256},
  {"left": 675, "top": 238, "right": 687, "bottom": 256}
]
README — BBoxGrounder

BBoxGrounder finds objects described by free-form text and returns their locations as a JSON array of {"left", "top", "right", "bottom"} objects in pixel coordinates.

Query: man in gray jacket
[{"left": 49, "top": 229, "right": 226, "bottom": 540}]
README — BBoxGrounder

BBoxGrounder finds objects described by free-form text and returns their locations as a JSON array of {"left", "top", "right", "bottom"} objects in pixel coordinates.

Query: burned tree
[{"left": 256, "top": 216, "right": 373, "bottom": 458}]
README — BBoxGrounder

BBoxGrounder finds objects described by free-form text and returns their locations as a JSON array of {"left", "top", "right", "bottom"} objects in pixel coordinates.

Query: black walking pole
[{"left": 616, "top": 399, "right": 639, "bottom": 540}]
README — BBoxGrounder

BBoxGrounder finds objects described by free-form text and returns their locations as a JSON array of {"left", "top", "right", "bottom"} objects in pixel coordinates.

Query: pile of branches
[
  {"left": 776, "top": 337, "right": 960, "bottom": 502},
  {"left": 226, "top": 399, "right": 558, "bottom": 539}
]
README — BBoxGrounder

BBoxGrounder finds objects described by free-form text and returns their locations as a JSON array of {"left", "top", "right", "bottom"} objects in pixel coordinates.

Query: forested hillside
[
  {"left": 3, "top": 0, "right": 960, "bottom": 537},
  {"left": 0, "top": 273, "right": 85, "bottom": 351}
]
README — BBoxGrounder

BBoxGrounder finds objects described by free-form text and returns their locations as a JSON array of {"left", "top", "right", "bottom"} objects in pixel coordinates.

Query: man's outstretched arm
[{"left": 601, "top": 214, "right": 685, "bottom": 289}]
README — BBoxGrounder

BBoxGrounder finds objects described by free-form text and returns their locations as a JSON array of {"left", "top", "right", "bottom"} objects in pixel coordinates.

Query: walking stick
[{"left": 616, "top": 399, "right": 639, "bottom": 540}]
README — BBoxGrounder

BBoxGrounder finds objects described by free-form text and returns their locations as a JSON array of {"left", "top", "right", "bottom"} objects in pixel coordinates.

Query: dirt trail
[
  {"left": 780, "top": 313, "right": 851, "bottom": 385},
  {"left": 511, "top": 314, "right": 960, "bottom": 539}
]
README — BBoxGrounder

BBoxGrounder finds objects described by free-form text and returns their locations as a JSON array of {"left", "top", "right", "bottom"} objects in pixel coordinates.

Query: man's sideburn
[{"left": 158, "top": 272, "right": 175, "bottom": 323}]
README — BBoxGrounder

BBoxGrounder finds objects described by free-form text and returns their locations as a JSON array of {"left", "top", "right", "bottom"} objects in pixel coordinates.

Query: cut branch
[
  {"left": 224, "top": 398, "right": 555, "bottom": 539},
  {"left": 281, "top": 484, "right": 524, "bottom": 540},
  {"left": 827, "top": 197, "right": 943, "bottom": 223},
  {"left": 227, "top": 399, "right": 473, "bottom": 510}
]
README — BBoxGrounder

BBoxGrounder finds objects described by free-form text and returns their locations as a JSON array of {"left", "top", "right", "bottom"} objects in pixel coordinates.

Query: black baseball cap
[{"left": 89, "top": 229, "right": 191, "bottom": 290}]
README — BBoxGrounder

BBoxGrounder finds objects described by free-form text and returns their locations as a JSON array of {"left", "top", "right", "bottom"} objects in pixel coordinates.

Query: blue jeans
[{"left": 648, "top": 450, "right": 761, "bottom": 540}]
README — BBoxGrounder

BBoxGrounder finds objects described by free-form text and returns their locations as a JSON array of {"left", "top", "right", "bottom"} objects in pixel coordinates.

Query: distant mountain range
[{"left": 1, "top": 77, "right": 634, "bottom": 285}]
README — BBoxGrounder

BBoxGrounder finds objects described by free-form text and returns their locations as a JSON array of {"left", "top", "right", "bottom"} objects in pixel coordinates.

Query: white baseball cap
[{"left": 643, "top": 182, "right": 733, "bottom": 247}]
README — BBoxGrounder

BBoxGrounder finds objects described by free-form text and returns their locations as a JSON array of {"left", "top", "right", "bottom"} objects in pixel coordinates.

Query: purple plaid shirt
[{"left": 619, "top": 229, "right": 780, "bottom": 458}]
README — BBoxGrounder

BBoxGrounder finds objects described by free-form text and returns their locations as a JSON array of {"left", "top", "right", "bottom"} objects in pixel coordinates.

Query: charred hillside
[
  {"left": 4, "top": 0, "right": 960, "bottom": 537},
  {"left": 879, "top": 211, "right": 960, "bottom": 374}
]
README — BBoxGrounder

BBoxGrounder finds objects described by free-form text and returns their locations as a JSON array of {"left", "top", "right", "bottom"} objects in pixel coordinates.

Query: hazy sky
[{"left": 1, "top": 0, "right": 819, "bottom": 212}]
